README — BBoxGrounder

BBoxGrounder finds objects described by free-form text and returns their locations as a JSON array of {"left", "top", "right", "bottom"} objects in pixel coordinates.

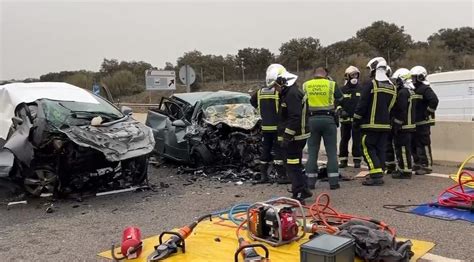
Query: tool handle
[
  {"left": 159, "top": 231, "right": 186, "bottom": 253},
  {"left": 234, "top": 243, "right": 269, "bottom": 262}
]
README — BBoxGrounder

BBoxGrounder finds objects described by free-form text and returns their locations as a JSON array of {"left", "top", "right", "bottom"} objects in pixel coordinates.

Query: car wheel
[
  {"left": 24, "top": 166, "right": 58, "bottom": 197},
  {"left": 121, "top": 155, "right": 148, "bottom": 185},
  {"left": 190, "top": 144, "right": 213, "bottom": 167}
]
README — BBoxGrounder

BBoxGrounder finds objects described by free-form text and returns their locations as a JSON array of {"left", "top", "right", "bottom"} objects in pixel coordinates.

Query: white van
[{"left": 427, "top": 70, "right": 474, "bottom": 121}]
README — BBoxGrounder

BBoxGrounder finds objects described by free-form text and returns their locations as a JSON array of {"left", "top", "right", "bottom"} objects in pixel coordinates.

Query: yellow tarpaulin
[{"left": 98, "top": 219, "right": 435, "bottom": 261}]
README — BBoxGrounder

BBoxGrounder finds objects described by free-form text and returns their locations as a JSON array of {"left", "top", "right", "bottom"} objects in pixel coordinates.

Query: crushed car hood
[
  {"left": 61, "top": 117, "right": 155, "bottom": 162},
  {"left": 203, "top": 104, "right": 260, "bottom": 130},
  {"left": 0, "top": 82, "right": 99, "bottom": 140}
]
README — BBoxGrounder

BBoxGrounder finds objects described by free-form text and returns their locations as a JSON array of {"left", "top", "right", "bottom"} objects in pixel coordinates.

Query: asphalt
[{"left": 0, "top": 162, "right": 472, "bottom": 261}]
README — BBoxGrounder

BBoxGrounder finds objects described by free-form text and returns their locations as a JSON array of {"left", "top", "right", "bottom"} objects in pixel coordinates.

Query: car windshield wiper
[{"left": 70, "top": 110, "right": 122, "bottom": 120}]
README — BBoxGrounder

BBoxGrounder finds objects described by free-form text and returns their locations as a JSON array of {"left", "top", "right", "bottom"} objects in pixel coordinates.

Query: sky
[{"left": 0, "top": 0, "right": 473, "bottom": 80}]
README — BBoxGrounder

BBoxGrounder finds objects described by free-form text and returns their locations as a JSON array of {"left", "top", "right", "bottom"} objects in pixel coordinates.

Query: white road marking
[
  {"left": 425, "top": 173, "right": 451, "bottom": 178},
  {"left": 422, "top": 253, "right": 464, "bottom": 262}
]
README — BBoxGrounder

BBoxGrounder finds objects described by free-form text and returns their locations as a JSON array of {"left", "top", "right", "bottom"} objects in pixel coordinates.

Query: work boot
[
  {"left": 362, "top": 173, "right": 384, "bottom": 186},
  {"left": 293, "top": 188, "right": 313, "bottom": 205},
  {"left": 306, "top": 173, "right": 318, "bottom": 190},
  {"left": 328, "top": 177, "right": 340, "bottom": 190},
  {"left": 338, "top": 160, "right": 348, "bottom": 168},
  {"left": 275, "top": 165, "right": 291, "bottom": 184},
  {"left": 385, "top": 164, "right": 396, "bottom": 176},
  {"left": 391, "top": 170, "right": 412, "bottom": 179},
  {"left": 353, "top": 160, "right": 361, "bottom": 169},
  {"left": 257, "top": 163, "right": 269, "bottom": 183},
  {"left": 412, "top": 164, "right": 420, "bottom": 172},
  {"left": 415, "top": 168, "right": 428, "bottom": 176}
]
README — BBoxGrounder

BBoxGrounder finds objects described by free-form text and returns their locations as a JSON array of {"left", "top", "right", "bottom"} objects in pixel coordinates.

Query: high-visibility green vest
[{"left": 303, "top": 79, "right": 336, "bottom": 111}]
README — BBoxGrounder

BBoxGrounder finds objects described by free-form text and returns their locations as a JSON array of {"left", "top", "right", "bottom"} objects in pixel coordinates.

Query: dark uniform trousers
[
  {"left": 412, "top": 125, "right": 433, "bottom": 169},
  {"left": 283, "top": 140, "right": 307, "bottom": 194},
  {"left": 339, "top": 122, "right": 362, "bottom": 162},
  {"left": 386, "top": 132, "right": 413, "bottom": 173},
  {"left": 361, "top": 131, "right": 388, "bottom": 174},
  {"left": 261, "top": 132, "right": 285, "bottom": 176}
]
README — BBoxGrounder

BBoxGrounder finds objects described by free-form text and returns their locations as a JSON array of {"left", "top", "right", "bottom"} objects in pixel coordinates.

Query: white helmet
[
  {"left": 367, "top": 57, "right": 387, "bottom": 71},
  {"left": 386, "top": 65, "right": 393, "bottom": 78},
  {"left": 265, "top": 63, "right": 298, "bottom": 87},
  {"left": 344, "top": 66, "right": 360, "bottom": 78},
  {"left": 410, "top": 66, "right": 429, "bottom": 84},
  {"left": 392, "top": 68, "right": 411, "bottom": 81}
]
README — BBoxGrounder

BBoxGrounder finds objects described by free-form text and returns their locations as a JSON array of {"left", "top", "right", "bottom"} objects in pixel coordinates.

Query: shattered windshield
[
  {"left": 42, "top": 96, "right": 123, "bottom": 128},
  {"left": 203, "top": 103, "right": 260, "bottom": 130},
  {"left": 201, "top": 95, "right": 251, "bottom": 110}
]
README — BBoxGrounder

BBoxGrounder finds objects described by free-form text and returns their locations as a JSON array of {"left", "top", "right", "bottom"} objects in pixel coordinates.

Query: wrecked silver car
[
  {"left": 145, "top": 91, "right": 261, "bottom": 167},
  {"left": 0, "top": 82, "right": 155, "bottom": 197}
]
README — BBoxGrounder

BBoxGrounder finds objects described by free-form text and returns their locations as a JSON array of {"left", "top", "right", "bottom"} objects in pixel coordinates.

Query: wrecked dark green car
[{"left": 145, "top": 91, "right": 262, "bottom": 167}]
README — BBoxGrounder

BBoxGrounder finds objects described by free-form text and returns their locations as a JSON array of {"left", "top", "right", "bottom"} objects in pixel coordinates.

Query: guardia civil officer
[
  {"left": 410, "top": 66, "right": 439, "bottom": 175},
  {"left": 385, "top": 68, "right": 417, "bottom": 179},
  {"left": 353, "top": 57, "right": 397, "bottom": 186},
  {"left": 337, "top": 66, "right": 363, "bottom": 169},
  {"left": 250, "top": 80, "right": 288, "bottom": 184},
  {"left": 266, "top": 64, "right": 312, "bottom": 203},
  {"left": 303, "top": 67, "right": 343, "bottom": 190}
]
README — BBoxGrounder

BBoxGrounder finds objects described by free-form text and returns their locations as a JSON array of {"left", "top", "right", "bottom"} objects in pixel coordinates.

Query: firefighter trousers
[
  {"left": 283, "top": 139, "right": 308, "bottom": 195},
  {"left": 386, "top": 132, "right": 413, "bottom": 173},
  {"left": 338, "top": 122, "right": 362, "bottom": 163},
  {"left": 411, "top": 125, "right": 433, "bottom": 169},
  {"left": 306, "top": 116, "right": 338, "bottom": 178},
  {"left": 361, "top": 131, "right": 388, "bottom": 175}
]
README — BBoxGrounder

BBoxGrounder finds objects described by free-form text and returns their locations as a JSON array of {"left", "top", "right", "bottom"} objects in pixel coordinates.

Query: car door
[{"left": 145, "top": 97, "right": 190, "bottom": 162}]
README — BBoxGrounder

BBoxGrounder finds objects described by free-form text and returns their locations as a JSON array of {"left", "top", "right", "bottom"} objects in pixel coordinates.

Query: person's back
[{"left": 303, "top": 67, "right": 342, "bottom": 190}]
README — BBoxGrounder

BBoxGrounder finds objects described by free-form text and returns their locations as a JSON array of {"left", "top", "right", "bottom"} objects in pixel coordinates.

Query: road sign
[
  {"left": 92, "top": 83, "right": 100, "bottom": 95},
  {"left": 179, "top": 65, "right": 196, "bottom": 93},
  {"left": 145, "top": 70, "right": 176, "bottom": 90}
]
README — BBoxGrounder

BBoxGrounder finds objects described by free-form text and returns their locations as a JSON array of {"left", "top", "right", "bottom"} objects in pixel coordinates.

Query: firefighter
[
  {"left": 266, "top": 64, "right": 312, "bottom": 202},
  {"left": 410, "top": 66, "right": 439, "bottom": 175},
  {"left": 353, "top": 57, "right": 397, "bottom": 186},
  {"left": 385, "top": 68, "right": 417, "bottom": 179},
  {"left": 303, "top": 67, "right": 343, "bottom": 190},
  {"left": 250, "top": 82, "right": 289, "bottom": 184},
  {"left": 337, "top": 66, "right": 362, "bottom": 169}
]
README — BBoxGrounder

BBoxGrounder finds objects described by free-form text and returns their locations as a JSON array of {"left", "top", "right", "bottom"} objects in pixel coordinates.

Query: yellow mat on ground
[{"left": 98, "top": 220, "right": 435, "bottom": 261}]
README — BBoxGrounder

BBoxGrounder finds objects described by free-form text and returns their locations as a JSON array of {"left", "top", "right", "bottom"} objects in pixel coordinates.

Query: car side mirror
[
  {"left": 11, "top": 116, "right": 23, "bottom": 127},
  {"left": 121, "top": 106, "right": 133, "bottom": 115},
  {"left": 172, "top": 119, "right": 186, "bottom": 128}
]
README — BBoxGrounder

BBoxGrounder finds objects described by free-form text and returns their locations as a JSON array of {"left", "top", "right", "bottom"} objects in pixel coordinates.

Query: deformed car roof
[
  {"left": 172, "top": 91, "right": 250, "bottom": 106},
  {"left": 0, "top": 82, "right": 100, "bottom": 140}
]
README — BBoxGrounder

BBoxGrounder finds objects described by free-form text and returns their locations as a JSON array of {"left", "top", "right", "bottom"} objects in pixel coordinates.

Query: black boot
[
  {"left": 392, "top": 170, "right": 412, "bottom": 179},
  {"left": 329, "top": 177, "right": 340, "bottom": 190},
  {"left": 362, "top": 173, "right": 384, "bottom": 186},
  {"left": 293, "top": 187, "right": 313, "bottom": 204},
  {"left": 306, "top": 173, "right": 318, "bottom": 190},
  {"left": 353, "top": 160, "right": 361, "bottom": 169},
  {"left": 385, "top": 164, "right": 396, "bottom": 176},
  {"left": 275, "top": 165, "right": 291, "bottom": 184},
  {"left": 338, "top": 160, "right": 348, "bottom": 168}
]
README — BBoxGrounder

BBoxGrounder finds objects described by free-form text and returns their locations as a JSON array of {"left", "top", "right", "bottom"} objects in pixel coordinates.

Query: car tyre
[{"left": 190, "top": 144, "right": 213, "bottom": 167}]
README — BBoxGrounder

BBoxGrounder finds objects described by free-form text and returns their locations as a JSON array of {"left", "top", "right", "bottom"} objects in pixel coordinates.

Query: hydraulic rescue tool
[
  {"left": 246, "top": 197, "right": 306, "bottom": 246},
  {"left": 111, "top": 226, "right": 143, "bottom": 260},
  {"left": 234, "top": 237, "right": 270, "bottom": 262},
  {"left": 147, "top": 214, "right": 211, "bottom": 261}
]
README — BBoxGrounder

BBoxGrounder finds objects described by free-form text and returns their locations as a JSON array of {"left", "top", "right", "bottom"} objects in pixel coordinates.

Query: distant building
[{"left": 427, "top": 70, "right": 474, "bottom": 121}]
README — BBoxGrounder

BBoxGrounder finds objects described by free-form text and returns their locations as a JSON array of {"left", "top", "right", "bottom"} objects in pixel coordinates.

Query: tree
[
  {"left": 278, "top": 37, "right": 322, "bottom": 71},
  {"left": 101, "top": 70, "right": 143, "bottom": 97},
  {"left": 324, "top": 38, "right": 377, "bottom": 67},
  {"left": 164, "top": 62, "right": 174, "bottom": 70},
  {"left": 64, "top": 71, "right": 96, "bottom": 89},
  {"left": 428, "top": 27, "right": 474, "bottom": 55},
  {"left": 236, "top": 48, "right": 275, "bottom": 79},
  {"left": 356, "top": 21, "right": 413, "bottom": 62}
]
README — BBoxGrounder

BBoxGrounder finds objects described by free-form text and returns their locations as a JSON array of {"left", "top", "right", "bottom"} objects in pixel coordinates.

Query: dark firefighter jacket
[
  {"left": 337, "top": 82, "right": 361, "bottom": 123},
  {"left": 251, "top": 87, "right": 279, "bottom": 132},
  {"left": 278, "top": 83, "right": 310, "bottom": 141},
  {"left": 391, "top": 87, "right": 416, "bottom": 132},
  {"left": 353, "top": 80, "right": 397, "bottom": 131},
  {"left": 412, "top": 82, "right": 439, "bottom": 126}
]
